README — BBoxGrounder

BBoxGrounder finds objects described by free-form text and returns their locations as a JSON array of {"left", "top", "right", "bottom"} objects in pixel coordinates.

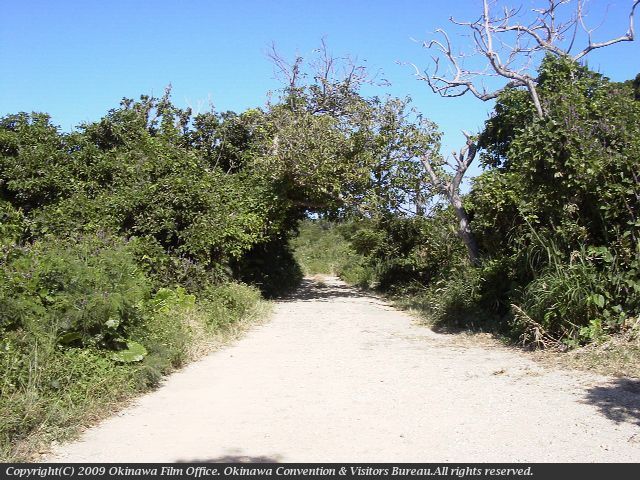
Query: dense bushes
[
  {"left": 0, "top": 108, "right": 293, "bottom": 271},
  {"left": 0, "top": 93, "right": 293, "bottom": 460},
  {"left": 231, "top": 239, "right": 303, "bottom": 298},
  {"left": 470, "top": 57, "right": 640, "bottom": 343},
  {"left": 296, "top": 59, "right": 639, "bottom": 350},
  {"left": 0, "top": 233, "right": 266, "bottom": 460}
]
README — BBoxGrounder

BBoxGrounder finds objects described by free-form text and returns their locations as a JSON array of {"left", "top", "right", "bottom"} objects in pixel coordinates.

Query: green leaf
[
  {"left": 105, "top": 317, "right": 120, "bottom": 328},
  {"left": 111, "top": 341, "right": 148, "bottom": 363},
  {"left": 591, "top": 294, "right": 605, "bottom": 308}
]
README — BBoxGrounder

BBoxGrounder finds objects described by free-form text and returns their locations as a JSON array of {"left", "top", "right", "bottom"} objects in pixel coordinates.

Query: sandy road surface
[{"left": 47, "top": 277, "right": 640, "bottom": 462}]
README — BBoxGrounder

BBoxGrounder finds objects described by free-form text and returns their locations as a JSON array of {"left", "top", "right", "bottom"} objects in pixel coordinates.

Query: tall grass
[{"left": 512, "top": 227, "right": 639, "bottom": 346}]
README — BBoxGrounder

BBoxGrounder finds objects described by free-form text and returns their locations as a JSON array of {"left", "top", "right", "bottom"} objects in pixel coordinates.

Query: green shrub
[
  {"left": 0, "top": 235, "right": 151, "bottom": 349},
  {"left": 514, "top": 243, "right": 640, "bottom": 345},
  {"left": 200, "top": 282, "right": 263, "bottom": 329},
  {"left": 128, "top": 287, "right": 196, "bottom": 374},
  {"left": 422, "top": 266, "right": 485, "bottom": 327},
  {"left": 470, "top": 58, "right": 640, "bottom": 344},
  {"left": 1, "top": 106, "right": 298, "bottom": 287},
  {"left": 0, "top": 200, "right": 25, "bottom": 247},
  {"left": 127, "top": 235, "right": 227, "bottom": 293},
  {"left": 0, "top": 340, "right": 138, "bottom": 461},
  {"left": 336, "top": 256, "right": 373, "bottom": 288},
  {"left": 0, "top": 265, "right": 266, "bottom": 460}
]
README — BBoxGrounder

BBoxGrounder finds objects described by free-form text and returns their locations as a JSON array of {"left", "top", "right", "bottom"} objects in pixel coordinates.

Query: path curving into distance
[{"left": 46, "top": 277, "right": 640, "bottom": 462}]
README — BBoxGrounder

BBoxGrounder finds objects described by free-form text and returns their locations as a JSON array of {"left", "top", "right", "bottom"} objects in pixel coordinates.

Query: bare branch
[
  {"left": 414, "top": 0, "right": 639, "bottom": 119},
  {"left": 412, "top": 0, "right": 639, "bottom": 265},
  {"left": 266, "top": 42, "right": 303, "bottom": 91},
  {"left": 409, "top": 28, "right": 526, "bottom": 103},
  {"left": 573, "top": 0, "right": 639, "bottom": 59}
]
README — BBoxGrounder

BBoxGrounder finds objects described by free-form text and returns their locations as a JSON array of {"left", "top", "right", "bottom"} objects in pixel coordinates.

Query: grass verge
[
  {"left": 392, "top": 290, "right": 640, "bottom": 378},
  {"left": 0, "top": 283, "right": 271, "bottom": 462},
  {"left": 533, "top": 328, "right": 640, "bottom": 378}
]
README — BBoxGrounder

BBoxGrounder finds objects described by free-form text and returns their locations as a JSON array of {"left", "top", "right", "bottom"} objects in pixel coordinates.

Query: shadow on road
[
  {"left": 584, "top": 378, "right": 640, "bottom": 426},
  {"left": 278, "top": 278, "right": 372, "bottom": 303},
  {"left": 175, "top": 454, "right": 281, "bottom": 463}
]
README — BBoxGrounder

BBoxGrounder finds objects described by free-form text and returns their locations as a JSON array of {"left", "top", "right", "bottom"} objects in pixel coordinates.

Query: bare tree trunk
[
  {"left": 449, "top": 192, "right": 480, "bottom": 265},
  {"left": 415, "top": 181, "right": 426, "bottom": 216},
  {"left": 421, "top": 135, "right": 480, "bottom": 266},
  {"left": 526, "top": 80, "right": 545, "bottom": 119}
]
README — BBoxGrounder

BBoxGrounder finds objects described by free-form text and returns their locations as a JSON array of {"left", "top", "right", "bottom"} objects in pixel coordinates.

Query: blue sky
[{"left": 1, "top": 0, "right": 638, "bottom": 174}]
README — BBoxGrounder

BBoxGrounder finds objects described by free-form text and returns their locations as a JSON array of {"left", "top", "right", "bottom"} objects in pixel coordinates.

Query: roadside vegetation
[
  {"left": 0, "top": 42, "right": 439, "bottom": 460},
  {"left": 0, "top": 99, "right": 280, "bottom": 460},
  {"left": 2, "top": 0, "right": 639, "bottom": 460},
  {"left": 292, "top": 56, "right": 640, "bottom": 377},
  {"left": 291, "top": 2, "right": 640, "bottom": 376},
  {"left": 291, "top": 220, "right": 369, "bottom": 286}
]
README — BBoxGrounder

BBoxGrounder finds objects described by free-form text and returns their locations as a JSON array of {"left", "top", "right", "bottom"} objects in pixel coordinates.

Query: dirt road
[{"left": 47, "top": 277, "right": 640, "bottom": 462}]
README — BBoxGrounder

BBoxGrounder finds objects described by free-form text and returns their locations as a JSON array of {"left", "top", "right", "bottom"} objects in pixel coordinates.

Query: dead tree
[
  {"left": 421, "top": 132, "right": 480, "bottom": 265},
  {"left": 267, "top": 39, "right": 381, "bottom": 116},
  {"left": 416, "top": 0, "right": 639, "bottom": 119},
  {"left": 413, "top": 0, "right": 639, "bottom": 263}
]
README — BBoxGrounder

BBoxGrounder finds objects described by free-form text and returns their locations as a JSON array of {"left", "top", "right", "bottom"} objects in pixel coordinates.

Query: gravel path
[{"left": 47, "top": 277, "right": 640, "bottom": 462}]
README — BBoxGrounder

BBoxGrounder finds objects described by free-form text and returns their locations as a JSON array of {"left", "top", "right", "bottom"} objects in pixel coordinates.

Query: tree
[
  {"left": 470, "top": 57, "right": 640, "bottom": 338},
  {"left": 264, "top": 42, "right": 441, "bottom": 218},
  {"left": 413, "top": 0, "right": 639, "bottom": 263},
  {"left": 364, "top": 96, "right": 441, "bottom": 217},
  {"left": 420, "top": 132, "right": 480, "bottom": 264}
]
